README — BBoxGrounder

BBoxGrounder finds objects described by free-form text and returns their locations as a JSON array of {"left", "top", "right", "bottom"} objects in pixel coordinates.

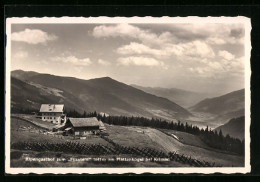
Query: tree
[
  {"left": 219, "top": 129, "right": 223, "bottom": 138},
  {"left": 83, "top": 111, "right": 87, "bottom": 117},
  {"left": 205, "top": 125, "right": 209, "bottom": 133}
]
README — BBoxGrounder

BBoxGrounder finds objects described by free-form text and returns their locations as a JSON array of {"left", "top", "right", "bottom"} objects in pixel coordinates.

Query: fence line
[{"left": 11, "top": 141, "right": 220, "bottom": 167}]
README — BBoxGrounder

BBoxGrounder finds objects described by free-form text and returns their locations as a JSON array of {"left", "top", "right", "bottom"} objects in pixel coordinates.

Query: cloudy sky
[{"left": 11, "top": 23, "right": 245, "bottom": 94}]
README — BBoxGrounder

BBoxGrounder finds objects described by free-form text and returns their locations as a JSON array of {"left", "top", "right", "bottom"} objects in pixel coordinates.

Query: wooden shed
[{"left": 66, "top": 117, "right": 100, "bottom": 136}]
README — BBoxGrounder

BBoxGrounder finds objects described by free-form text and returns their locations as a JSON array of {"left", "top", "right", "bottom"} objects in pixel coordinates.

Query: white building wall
[{"left": 41, "top": 112, "right": 62, "bottom": 124}]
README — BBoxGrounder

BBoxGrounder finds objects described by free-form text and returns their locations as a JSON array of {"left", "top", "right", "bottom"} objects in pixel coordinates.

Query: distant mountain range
[
  {"left": 189, "top": 89, "right": 245, "bottom": 124},
  {"left": 131, "top": 85, "right": 214, "bottom": 108},
  {"left": 11, "top": 69, "right": 245, "bottom": 130},
  {"left": 214, "top": 116, "right": 245, "bottom": 140},
  {"left": 11, "top": 70, "right": 191, "bottom": 120}
]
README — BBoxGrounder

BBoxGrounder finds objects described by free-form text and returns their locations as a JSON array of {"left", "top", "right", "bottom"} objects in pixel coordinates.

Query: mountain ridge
[
  {"left": 11, "top": 70, "right": 191, "bottom": 120},
  {"left": 214, "top": 116, "right": 245, "bottom": 140},
  {"left": 187, "top": 89, "right": 245, "bottom": 126},
  {"left": 190, "top": 89, "right": 244, "bottom": 115},
  {"left": 131, "top": 84, "right": 215, "bottom": 108}
]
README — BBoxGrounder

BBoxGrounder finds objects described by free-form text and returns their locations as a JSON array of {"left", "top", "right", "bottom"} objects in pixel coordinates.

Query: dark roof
[
  {"left": 40, "top": 104, "right": 64, "bottom": 112},
  {"left": 99, "top": 120, "right": 106, "bottom": 130},
  {"left": 68, "top": 117, "right": 100, "bottom": 127}
]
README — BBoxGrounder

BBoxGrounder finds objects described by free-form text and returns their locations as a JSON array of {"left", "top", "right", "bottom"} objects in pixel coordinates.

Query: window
[
  {"left": 44, "top": 117, "right": 45, "bottom": 119},
  {"left": 50, "top": 117, "right": 52, "bottom": 119},
  {"left": 54, "top": 117, "right": 55, "bottom": 119}
]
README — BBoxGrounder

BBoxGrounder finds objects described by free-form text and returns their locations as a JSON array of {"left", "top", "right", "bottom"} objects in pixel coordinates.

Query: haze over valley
[{"left": 11, "top": 70, "right": 245, "bottom": 131}]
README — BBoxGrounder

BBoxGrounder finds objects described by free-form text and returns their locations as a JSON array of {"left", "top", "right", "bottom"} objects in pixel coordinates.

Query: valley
[
  {"left": 9, "top": 70, "right": 246, "bottom": 168},
  {"left": 10, "top": 115, "right": 244, "bottom": 167}
]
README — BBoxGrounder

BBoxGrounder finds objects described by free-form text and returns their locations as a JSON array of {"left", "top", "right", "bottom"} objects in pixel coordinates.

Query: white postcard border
[{"left": 5, "top": 16, "right": 251, "bottom": 174}]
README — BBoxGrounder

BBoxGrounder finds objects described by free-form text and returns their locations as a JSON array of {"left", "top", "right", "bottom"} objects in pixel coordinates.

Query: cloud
[
  {"left": 189, "top": 67, "right": 210, "bottom": 75},
  {"left": 188, "top": 66, "right": 226, "bottom": 78},
  {"left": 93, "top": 24, "right": 140, "bottom": 38},
  {"left": 189, "top": 65, "right": 222, "bottom": 78},
  {"left": 14, "top": 51, "right": 28, "bottom": 59},
  {"left": 117, "top": 40, "right": 215, "bottom": 59},
  {"left": 188, "top": 55, "right": 244, "bottom": 78},
  {"left": 12, "top": 29, "right": 57, "bottom": 44},
  {"left": 207, "top": 36, "right": 244, "bottom": 45},
  {"left": 168, "top": 40, "right": 215, "bottom": 58},
  {"left": 229, "top": 56, "right": 245, "bottom": 71},
  {"left": 52, "top": 56, "right": 92, "bottom": 66},
  {"left": 218, "top": 50, "right": 235, "bottom": 61},
  {"left": 117, "top": 56, "right": 166, "bottom": 68},
  {"left": 208, "top": 61, "right": 223, "bottom": 71},
  {"left": 93, "top": 23, "right": 243, "bottom": 78},
  {"left": 93, "top": 24, "right": 245, "bottom": 63},
  {"left": 74, "top": 66, "right": 84, "bottom": 72},
  {"left": 93, "top": 24, "right": 174, "bottom": 46},
  {"left": 230, "top": 28, "right": 244, "bottom": 38},
  {"left": 94, "top": 23, "right": 244, "bottom": 46},
  {"left": 169, "top": 23, "right": 245, "bottom": 45},
  {"left": 117, "top": 42, "right": 169, "bottom": 58},
  {"left": 207, "top": 37, "right": 227, "bottom": 45},
  {"left": 98, "top": 59, "right": 110, "bottom": 65}
]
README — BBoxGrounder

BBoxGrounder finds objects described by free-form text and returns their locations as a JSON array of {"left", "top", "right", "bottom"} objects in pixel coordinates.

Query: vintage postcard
[{"left": 5, "top": 17, "right": 251, "bottom": 174}]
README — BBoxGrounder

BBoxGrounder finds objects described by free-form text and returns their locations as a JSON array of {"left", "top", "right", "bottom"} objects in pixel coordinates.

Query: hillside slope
[
  {"left": 132, "top": 85, "right": 213, "bottom": 108},
  {"left": 11, "top": 77, "right": 86, "bottom": 113},
  {"left": 189, "top": 89, "right": 244, "bottom": 124},
  {"left": 11, "top": 70, "right": 191, "bottom": 120},
  {"left": 11, "top": 69, "right": 40, "bottom": 81},
  {"left": 190, "top": 89, "right": 244, "bottom": 115},
  {"left": 214, "top": 116, "right": 245, "bottom": 140}
]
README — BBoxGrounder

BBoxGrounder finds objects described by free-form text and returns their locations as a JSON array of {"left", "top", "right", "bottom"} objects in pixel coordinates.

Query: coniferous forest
[{"left": 66, "top": 110, "right": 244, "bottom": 155}]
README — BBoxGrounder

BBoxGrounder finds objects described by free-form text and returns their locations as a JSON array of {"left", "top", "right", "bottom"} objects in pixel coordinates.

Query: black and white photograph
[{"left": 5, "top": 17, "right": 251, "bottom": 174}]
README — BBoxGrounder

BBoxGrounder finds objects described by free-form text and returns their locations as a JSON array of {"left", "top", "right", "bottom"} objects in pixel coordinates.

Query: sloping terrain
[
  {"left": 108, "top": 125, "right": 244, "bottom": 167},
  {"left": 11, "top": 77, "right": 61, "bottom": 111},
  {"left": 160, "top": 129, "right": 210, "bottom": 149},
  {"left": 132, "top": 84, "right": 214, "bottom": 108},
  {"left": 144, "top": 128, "right": 184, "bottom": 152},
  {"left": 141, "top": 128, "right": 243, "bottom": 166},
  {"left": 11, "top": 70, "right": 191, "bottom": 120},
  {"left": 214, "top": 116, "right": 245, "bottom": 140},
  {"left": 105, "top": 124, "right": 165, "bottom": 152},
  {"left": 11, "top": 77, "right": 85, "bottom": 113},
  {"left": 12, "top": 114, "right": 56, "bottom": 130},
  {"left": 11, "top": 116, "right": 110, "bottom": 145},
  {"left": 11, "top": 69, "right": 40, "bottom": 81},
  {"left": 10, "top": 116, "right": 244, "bottom": 167},
  {"left": 190, "top": 89, "right": 244, "bottom": 116},
  {"left": 189, "top": 89, "right": 245, "bottom": 126}
]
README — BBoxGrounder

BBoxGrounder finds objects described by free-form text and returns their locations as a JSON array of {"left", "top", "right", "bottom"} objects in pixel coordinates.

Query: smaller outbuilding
[{"left": 65, "top": 117, "right": 101, "bottom": 136}]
